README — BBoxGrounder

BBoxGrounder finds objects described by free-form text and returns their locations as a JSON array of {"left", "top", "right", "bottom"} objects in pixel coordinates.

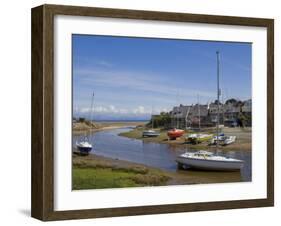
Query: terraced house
[{"left": 169, "top": 99, "right": 252, "bottom": 129}]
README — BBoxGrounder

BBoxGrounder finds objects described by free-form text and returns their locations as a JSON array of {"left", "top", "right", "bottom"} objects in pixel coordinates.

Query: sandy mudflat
[
  {"left": 120, "top": 126, "right": 252, "bottom": 151},
  {"left": 73, "top": 121, "right": 146, "bottom": 135}
]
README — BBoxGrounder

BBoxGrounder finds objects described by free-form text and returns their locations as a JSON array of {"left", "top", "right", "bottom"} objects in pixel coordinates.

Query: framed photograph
[{"left": 31, "top": 4, "right": 274, "bottom": 221}]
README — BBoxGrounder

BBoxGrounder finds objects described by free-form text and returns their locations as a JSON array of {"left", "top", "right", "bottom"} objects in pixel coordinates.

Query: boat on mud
[
  {"left": 185, "top": 95, "right": 213, "bottom": 144},
  {"left": 167, "top": 128, "right": 185, "bottom": 140},
  {"left": 76, "top": 138, "right": 92, "bottom": 155},
  {"left": 220, "top": 135, "right": 236, "bottom": 145},
  {"left": 176, "top": 51, "right": 243, "bottom": 171},
  {"left": 176, "top": 150, "right": 244, "bottom": 171},
  {"left": 186, "top": 133, "right": 213, "bottom": 144},
  {"left": 143, "top": 107, "right": 160, "bottom": 138},
  {"left": 143, "top": 130, "right": 160, "bottom": 137},
  {"left": 76, "top": 92, "right": 95, "bottom": 155},
  {"left": 210, "top": 133, "right": 237, "bottom": 146}
]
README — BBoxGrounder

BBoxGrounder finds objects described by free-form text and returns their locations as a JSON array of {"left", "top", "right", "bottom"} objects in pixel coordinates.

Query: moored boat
[
  {"left": 220, "top": 135, "right": 236, "bottom": 146},
  {"left": 143, "top": 107, "right": 160, "bottom": 138},
  {"left": 176, "top": 150, "right": 244, "bottom": 171},
  {"left": 176, "top": 51, "right": 244, "bottom": 171},
  {"left": 167, "top": 128, "right": 184, "bottom": 140},
  {"left": 186, "top": 133, "right": 213, "bottom": 144},
  {"left": 210, "top": 134, "right": 236, "bottom": 146},
  {"left": 143, "top": 130, "right": 160, "bottom": 137},
  {"left": 76, "top": 139, "right": 92, "bottom": 155},
  {"left": 209, "top": 133, "right": 225, "bottom": 145},
  {"left": 75, "top": 91, "right": 95, "bottom": 155}
]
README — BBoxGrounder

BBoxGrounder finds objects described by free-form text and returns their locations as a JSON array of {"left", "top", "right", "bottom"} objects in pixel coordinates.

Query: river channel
[{"left": 73, "top": 127, "right": 252, "bottom": 181}]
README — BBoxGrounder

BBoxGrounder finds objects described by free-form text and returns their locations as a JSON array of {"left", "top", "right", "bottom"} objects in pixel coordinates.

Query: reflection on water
[{"left": 73, "top": 127, "right": 252, "bottom": 181}]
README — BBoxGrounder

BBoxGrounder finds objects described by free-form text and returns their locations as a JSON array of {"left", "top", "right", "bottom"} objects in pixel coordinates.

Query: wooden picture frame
[{"left": 31, "top": 4, "right": 274, "bottom": 221}]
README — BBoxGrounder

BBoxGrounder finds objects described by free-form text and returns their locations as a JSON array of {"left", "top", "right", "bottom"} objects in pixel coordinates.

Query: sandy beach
[{"left": 73, "top": 121, "right": 146, "bottom": 135}]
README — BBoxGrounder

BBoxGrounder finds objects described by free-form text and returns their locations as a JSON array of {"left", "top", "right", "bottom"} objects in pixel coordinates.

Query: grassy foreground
[
  {"left": 72, "top": 153, "right": 243, "bottom": 190},
  {"left": 73, "top": 154, "right": 169, "bottom": 189}
]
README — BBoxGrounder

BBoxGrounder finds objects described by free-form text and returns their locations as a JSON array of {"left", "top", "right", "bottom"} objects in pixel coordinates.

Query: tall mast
[
  {"left": 216, "top": 51, "right": 220, "bottom": 151},
  {"left": 151, "top": 106, "right": 154, "bottom": 129},
  {"left": 89, "top": 91, "right": 95, "bottom": 125},
  {"left": 176, "top": 92, "right": 179, "bottom": 128},
  {"left": 198, "top": 94, "right": 201, "bottom": 131}
]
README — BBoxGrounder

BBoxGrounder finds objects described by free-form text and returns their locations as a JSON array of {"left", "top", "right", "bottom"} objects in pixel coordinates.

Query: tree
[
  {"left": 147, "top": 112, "right": 171, "bottom": 128},
  {"left": 225, "top": 98, "right": 238, "bottom": 105},
  {"left": 78, "top": 117, "right": 85, "bottom": 122},
  {"left": 213, "top": 100, "right": 222, "bottom": 105}
]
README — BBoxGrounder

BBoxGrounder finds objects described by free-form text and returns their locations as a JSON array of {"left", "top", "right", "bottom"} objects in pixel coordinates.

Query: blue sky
[{"left": 72, "top": 34, "right": 252, "bottom": 120}]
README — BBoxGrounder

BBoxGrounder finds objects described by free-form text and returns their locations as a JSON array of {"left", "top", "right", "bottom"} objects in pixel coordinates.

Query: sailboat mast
[
  {"left": 176, "top": 92, "right": 179, "bottom": 128},
  {"left": 216, "top": 51, "right": 220, "bottom": 151},
  {"left": 151, "top": 106, "right": 154, "bottom": 129},
  {"left": 89, "top": 91, "right": 95, "bottom": 126},
  {"left": 198, "top": 94, "right": 201, "bottom": 130}
]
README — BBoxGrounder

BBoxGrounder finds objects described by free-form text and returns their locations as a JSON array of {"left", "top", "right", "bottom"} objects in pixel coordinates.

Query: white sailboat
[
  {"left": 143, "top": 107, "right": 160, "bottom": 137},
  {"left": 76, "top": 92, "right": 94, "bottom": 155},
  {"left": 220, "top": 135, "right": 236, "bottom": 145},
  {"left": 186, "top": 95, "right": 213, "bottom": 144},
  {"left": 177, "top": 150, "right": 244, "bottom": 171},
  {"left": 176, "top": 51, "right": 244, "bottom": 171},
  {"left": 76, "top": 138, "right": 93, "bottom": 155},
  {"left": 209, "top": 75, "right": 236, "bottom": 146}
]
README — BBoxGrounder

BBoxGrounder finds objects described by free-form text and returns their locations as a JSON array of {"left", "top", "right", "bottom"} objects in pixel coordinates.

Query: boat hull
[
  {"left": 176, "top": 156, "right": 243, "bottom": 171},
  {"left": 77, "top": 146, "right": 92, "bottom": 155},
  {"left": 142, "top": 131, "right": 160, "bottom": 137},
  {"left": 220, "top": 136, "right": 236, "bottom": 146},
  {"left": 186, "top": 134, "right": 213, "bottom": 144},
  {"left": 167, "top": 129, "right": 184, "bottom": 140}
]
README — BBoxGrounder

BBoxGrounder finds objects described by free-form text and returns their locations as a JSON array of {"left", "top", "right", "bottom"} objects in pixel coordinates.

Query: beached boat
[
  {"left": 185, "top": 95, "right": 213, "bottom": 144},
  {"left": 167, "top": 128, "right": 184, "bottom": 140},
  {"left": 209, "top": 132, "right": 237, "bottom": 146},
  {"left": 143, "top": 130, "right": 160, "bottom": 137},
  {"left": 76, "top": 139, "right": 92, "bottom": 155},
  {"left": 186, "top": 133, "right": 213, "bottom": 144},
  {"left": 176, "top": 51, "right": 243, "bottom": 171},
  {"left": 76, "top": 92, "right": 94, "bottom": 155},
  {"left": 143, "top": 107, "right": 160, "bottom": 137},
  {"left": 220, "top": 135, "right": 236, "bottom": 145},
  {"left": 176, "top": 150, "right": 244, "bottom": 171},
  {"left": 209, "top": 133, "right": 225, "bottom": 145}
]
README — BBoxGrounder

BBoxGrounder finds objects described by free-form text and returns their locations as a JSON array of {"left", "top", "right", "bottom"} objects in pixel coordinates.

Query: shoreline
[
  {"left": 73, "top": 121, "right": 252, "bottom": 151},
  {"left": 119, "top": 127, "right": 252, "bottom": 151},
  {"left": 72, "top": 153, "right": 244, "bottom": 190},
  {"left": 73, "top": 121, "right": 146, "bottom": 135}
]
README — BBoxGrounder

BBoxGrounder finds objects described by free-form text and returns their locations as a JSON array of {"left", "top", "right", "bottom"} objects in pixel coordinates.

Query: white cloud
[
  {"left": 77, "top": 104, "right": 170, "bottom": 115},
  {"left": 73, "top": 67, "right": 215, "bottom": 99},
  {"left": 133, "top": 106, "right": 146, "bottom": 114}
]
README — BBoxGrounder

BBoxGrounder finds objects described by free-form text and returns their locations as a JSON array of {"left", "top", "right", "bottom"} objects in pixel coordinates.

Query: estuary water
[{"left": 73, "top": 127, "right": 252, "bottom": 181}]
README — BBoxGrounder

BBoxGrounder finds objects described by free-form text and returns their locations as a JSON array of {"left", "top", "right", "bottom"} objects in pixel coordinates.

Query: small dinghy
[
  {"left": 209, "top": 133, "right": 225, "bottom": 145},
  {"left": 220, "top": 135, "right": 236, "bottom": 146},
  {"left": 167, "top": 128, "right": 184, "bottom": 140},
  {"left": 143, "top": 130, "right": 160, "bottom": 137},
  {"left": 143, "top": 108, "right": 160, "bottom": 137},
  {"left": 210, "top": 134, "right": 236, "bottom": 146},
  {"left": 186, "top": 133, "right": 213, "bottom": 144},
  {"left": 176, "top": 150, "right": 244, "bottom": 171}
]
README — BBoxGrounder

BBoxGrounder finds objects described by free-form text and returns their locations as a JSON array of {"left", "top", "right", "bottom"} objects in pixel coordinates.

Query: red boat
[{"left": 167, "top": 128, "right": 185, "bottom": 140}]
